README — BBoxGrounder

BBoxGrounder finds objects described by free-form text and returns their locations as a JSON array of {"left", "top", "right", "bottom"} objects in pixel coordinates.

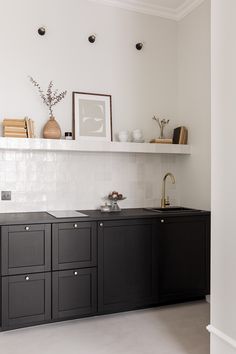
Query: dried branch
[
  {"left": 29, "top": 76, "right": 67, "bottom": 117},
  {"left": 152, "top": 115, "right": 170, "bottom": 139},
  {"left": 29, "top": 76, "right": 48, "bottom": 107},
  {"left": 51, "top": 90, "right": 67, "bottom": 107},
  {"left": 152, "top": 116, "right": 169, "bottom": 128}
]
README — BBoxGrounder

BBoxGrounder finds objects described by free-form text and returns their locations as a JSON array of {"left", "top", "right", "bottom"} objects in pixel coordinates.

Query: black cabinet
[
  {"left": 0, "top": 210, "right": 210, "bottom": 331},
  {"left": 1, "top": 272, "right": 51, "bottom": 330},
  {"left": 52, "top": 268, "right": 97, "bottom": 320},
  {"left": 1, "top": 224, "right": 51, "bottom": 275},
  {"left": 158, "top": 216, "right": 210, "bottom": 302},
  {"left": 98, "top": 219, "right": 158, "bottom": 313},
  {"left": 52, "top": 221, "right": 97, "bottom": 321},
  {"left": 52, "top": 222, "right": 97, "bottom": 271}
]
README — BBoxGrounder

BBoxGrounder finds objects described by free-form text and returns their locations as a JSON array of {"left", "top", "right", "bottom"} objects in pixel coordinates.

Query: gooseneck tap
[{"left": 161, "top": 172, "right": 175, "bottom": 208}]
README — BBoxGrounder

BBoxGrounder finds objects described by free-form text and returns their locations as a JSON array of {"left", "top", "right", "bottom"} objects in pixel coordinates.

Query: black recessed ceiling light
[
  {"left": 136, "top": 42, "right": 143, "bottom": 51},
  {"left": 88, "top": 34, "right": 96, "bottom": 43},
  {"left": 38, "top": 27, "right": 46, "bottom": 36}
]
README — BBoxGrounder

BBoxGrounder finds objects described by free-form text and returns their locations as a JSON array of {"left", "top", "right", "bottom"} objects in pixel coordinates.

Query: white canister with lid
[
  {"left": 118, "top": 131, "right": 129, "bottom": 142},
  {"left": 132, "top": 129, "right": 143, "bottom": 141}
]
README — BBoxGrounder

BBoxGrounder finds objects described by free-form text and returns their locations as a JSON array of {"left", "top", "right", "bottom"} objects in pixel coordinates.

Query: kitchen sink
[{"left": 144, "top": 206, "right": 201, "bottom": 213}]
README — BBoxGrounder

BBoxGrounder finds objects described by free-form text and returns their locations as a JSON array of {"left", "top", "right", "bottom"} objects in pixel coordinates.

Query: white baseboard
[{"left": 207, "top": 325, "right": 236, "bottom": 349}]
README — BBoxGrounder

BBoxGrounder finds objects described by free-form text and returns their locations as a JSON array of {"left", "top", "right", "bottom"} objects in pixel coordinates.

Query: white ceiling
[{"left": 89, "top": 0, "right": 206, "bottom": 20}]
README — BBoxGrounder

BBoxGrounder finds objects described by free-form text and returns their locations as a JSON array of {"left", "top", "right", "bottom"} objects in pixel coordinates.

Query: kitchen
[{"left": 0, "top": 0, "right": 233, "bottom": 353}]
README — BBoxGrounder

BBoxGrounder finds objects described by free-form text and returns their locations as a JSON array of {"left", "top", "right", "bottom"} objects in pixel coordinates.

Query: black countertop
[{"left": 0, "top": 208, "right": 210, "bottom": 226}]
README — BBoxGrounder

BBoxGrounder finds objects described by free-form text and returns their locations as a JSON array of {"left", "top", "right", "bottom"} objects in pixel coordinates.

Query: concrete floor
[{"left": 0, "top": 301, "right": 209, "bottom": 354}]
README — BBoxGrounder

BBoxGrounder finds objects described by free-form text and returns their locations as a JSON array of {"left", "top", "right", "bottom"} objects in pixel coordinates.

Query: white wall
[
  {"left": 177, "top": 0, "right": 211, "bottom": 210},
  {"left": 0, "top": 0, "right": 182, "bottom": 212},
  {"left": 211, "top": 336, "right": 236, "bottom": 354},
  {"left": 0, "top": 0, "right": 211, "bottom": 213},
  {"left": 211, "top": 1, "right": 236, "bottom": 353},
  {"left": 0, "top": 0, "right": 178, "bottom": 141}
]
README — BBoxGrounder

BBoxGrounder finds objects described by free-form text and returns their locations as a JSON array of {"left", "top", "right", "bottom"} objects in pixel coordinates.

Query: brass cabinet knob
[
  {"left": 25, "top": 276, "right": 30, "bottom": 281},
  {"left": 74, "top": 271, "right": 78, "bottom": 276},
  {"left": 161, "top": 219, "right": 165, "bottom": 223},
  {"left": 74, "top": 224, "right": 78, "bottom": 228},
  {"left": 99, "top": 223, "right": 103, "bottom": 227},
  {"left": 25, "top": 226, "right": 30, "bottom": 231}
]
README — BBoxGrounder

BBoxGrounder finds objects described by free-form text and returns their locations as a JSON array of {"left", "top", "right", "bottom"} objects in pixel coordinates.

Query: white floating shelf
[{"left": 0, "top": 137, "right": 191, "bottom": 155}]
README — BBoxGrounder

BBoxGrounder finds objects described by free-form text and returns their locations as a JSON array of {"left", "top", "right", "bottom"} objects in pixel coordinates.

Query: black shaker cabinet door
[
  {"left": 1, "top": 224, "right": 51, "bottom": 276},
  {"left": 98, "top": 219, "right": 158, "bottom": 314},
  {"left": 52, "top": 268, "right": 97, "bottom": 320},
  {"left": 52, "top": 222, "right": 97, "bottom": 271},
  {"left": 158, "top": 215, "right": 210, "bottom": 302},
  {"left": 1, "top": 272, "right": 51, "bottom": 330}
]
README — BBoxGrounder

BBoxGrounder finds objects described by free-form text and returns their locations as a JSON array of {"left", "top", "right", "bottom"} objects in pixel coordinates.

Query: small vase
[
  {"left": 43, "top": 116, "right": 61, "bottom": 139},
  {"left": 110, "top": 200, "right": 121, "bottom": 212},
  {"left": 159, "top": 126, "right": 164, "bottom": 139}
]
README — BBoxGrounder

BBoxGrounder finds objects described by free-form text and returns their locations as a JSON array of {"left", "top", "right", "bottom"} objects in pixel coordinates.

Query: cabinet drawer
[
  {"left": 52, "top": 268, "right": 97, "bottom": 320},
  {"left": 1, "top": 224, "right": 51, "bottom": 275},
  {"left": 52, "top": 222, "right": 97, "bottom": 270},
  {"left": 1, "top": 272, "right": 51, "bottom": 330}
]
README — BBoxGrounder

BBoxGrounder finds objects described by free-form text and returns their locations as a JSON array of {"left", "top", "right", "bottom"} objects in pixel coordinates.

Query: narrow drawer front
[
  {"left": 1, "top": 273, "right": 51, "bottom": 330},
  {"left": 8, "top": 224, "right": 47, "bottom": 233},
  {"left": 52, "top": 268, "right": 97, "bottom": 320},
  {"left": 1, "top": 224, "right": 51, "bottom": 275},
  {"left": 52, "top": 222, "right": 97, "bottom": 270}
]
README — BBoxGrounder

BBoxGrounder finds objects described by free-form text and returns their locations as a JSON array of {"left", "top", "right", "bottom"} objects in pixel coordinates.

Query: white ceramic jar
[
  {"left": 132, "top": 129, "right": 143, "bottom": 141},
  {"left": 118, "top": 131, "right": 129, "bottom": 142}
]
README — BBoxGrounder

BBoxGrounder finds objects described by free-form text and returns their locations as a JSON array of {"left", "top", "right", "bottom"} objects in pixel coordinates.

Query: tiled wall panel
[{"left": 0, "top": 151, "right": 180, "bottom": 212}]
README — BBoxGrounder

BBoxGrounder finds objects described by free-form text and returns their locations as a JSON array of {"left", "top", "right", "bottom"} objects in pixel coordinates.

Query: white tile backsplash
[{"left": 0, "top": 151, "right": 181, "bottom": 213}]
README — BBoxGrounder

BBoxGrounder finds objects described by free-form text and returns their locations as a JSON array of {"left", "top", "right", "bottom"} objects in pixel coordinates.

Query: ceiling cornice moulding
[
  {"left": 88, "top": 0, "right": 206, "bottom": 21},
  {"left": 88, "top": 0, "right": 177, "bottom": 20},
  {"left": 176, "top": 0, "right": 206, "bottom": 20}
]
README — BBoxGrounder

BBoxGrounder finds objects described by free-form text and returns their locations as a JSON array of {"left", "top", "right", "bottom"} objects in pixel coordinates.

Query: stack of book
[
  {"left": 3, "top": 118, "right": 35, "bottom": 138},
  {"left": 172, "top": 126, "right": 188, "bottom": 144},
  {"left": 25, "top": 118, "right": 35, "bottom": 138}
]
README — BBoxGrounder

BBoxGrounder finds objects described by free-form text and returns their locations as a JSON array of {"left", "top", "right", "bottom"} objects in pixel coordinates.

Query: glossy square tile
[{"left": 0, "top": 151, "right": 180, "bottom": 212}]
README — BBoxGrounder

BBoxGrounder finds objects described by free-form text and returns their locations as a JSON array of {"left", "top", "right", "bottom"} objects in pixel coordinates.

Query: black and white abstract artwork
[{"left": 73, "top": 92, "right": 112, "bottom": 141}]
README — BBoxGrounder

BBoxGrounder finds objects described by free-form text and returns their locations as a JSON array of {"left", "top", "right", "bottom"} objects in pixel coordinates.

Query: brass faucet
[{"left": 161, "top": 172, "right": 176, "bottom": 208}]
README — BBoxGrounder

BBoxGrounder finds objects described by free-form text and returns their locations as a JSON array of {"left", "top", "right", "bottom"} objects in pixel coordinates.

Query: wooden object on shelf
[
  {"left": 172, "top": 126, "right": 188, "bottom": 144},
  {"left": 32, "top": 121, "right": 35, "bottom": 138},
  {"left": 150, "top": 138, "right": 172, "bottom": 144},
  {"left": 25, "top": 118, "right": 31, "bottom": 138},
  {"left": 4, "top": 133, "right": 27, "bottom": 138},
  {"left": 25, "top": 118, "right": 35, "bottom": 138},
  {"left": 43, "top": 116, "right": 61, "bottom": 139},
  {"left": 4, "top": 126, "right": 26, "bottom": 132},
  {"left": 3, "top": 119, "right": 26, "bottom": 127},
  {"left": 3, "top": 118, "right": 27, "bottom": 138},
  {"left": 2, "top": 118, "right": 35, "bottom": 138}
]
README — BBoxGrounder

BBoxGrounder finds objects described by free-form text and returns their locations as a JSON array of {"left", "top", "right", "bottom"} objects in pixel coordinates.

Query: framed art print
[{"left": 73, "top": 92, "right": 112, "bottom": 141}]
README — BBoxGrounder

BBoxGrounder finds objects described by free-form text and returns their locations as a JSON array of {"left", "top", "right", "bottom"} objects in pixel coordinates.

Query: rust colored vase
[{"left": 43, "top": 116, "right": 61, "bottom": 139}]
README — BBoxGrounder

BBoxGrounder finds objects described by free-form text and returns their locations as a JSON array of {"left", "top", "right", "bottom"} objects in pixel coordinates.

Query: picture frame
[{"left": 72, "top": 92, "right": 112, "bottom": 141}]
